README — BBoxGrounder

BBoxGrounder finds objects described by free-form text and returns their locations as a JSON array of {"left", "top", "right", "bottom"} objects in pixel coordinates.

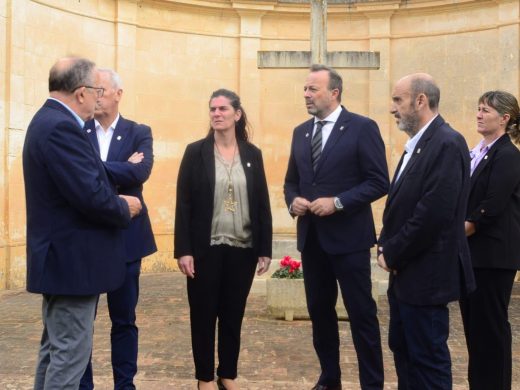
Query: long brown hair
[{"left": 207, "top": 89, "right": 251, "bottom": 142}]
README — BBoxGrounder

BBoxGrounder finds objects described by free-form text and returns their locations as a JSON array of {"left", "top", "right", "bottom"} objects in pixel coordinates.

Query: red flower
[
  {"left": 271, "top": 256, "right": 303, "bottom": 279},
  {"left": 289, "top": 259, "right": 301, "bottom": 272},
  {"left": 280, "top": 256, "right": 292, "bottom": 267}
]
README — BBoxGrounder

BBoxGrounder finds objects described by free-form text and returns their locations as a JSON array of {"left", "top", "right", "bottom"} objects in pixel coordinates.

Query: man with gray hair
[
  {"left": 23, "top": 57, "right": 142, "bottom": 389},
  {"left": 80, "top": 68, "right": 156, "bottom": 390},
  {"left": 378, "top": 73, "right": 475, "bottom": 388}
]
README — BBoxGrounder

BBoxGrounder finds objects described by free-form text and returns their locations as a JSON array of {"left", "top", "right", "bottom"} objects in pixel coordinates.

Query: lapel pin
[
  {"left": 340, "top": 126, "right": 344, "bottom": 131},
  {"left": 417, "top": 148, "right": 421, "bottom": 154},
  {"left": 484, "top": 155, "right": 488, "bottom": 159},
  {"left": 305, "top": 133, "right": 309, "bottom": 138},
  {"left": 117, "top": 135, "right": 122, "bottom": 141},
  {"left": 247, "top": 162, "right": 251, "bottom": 167},
  {"left": 86, "top": 129, "right": 91, "bottom": 133}
]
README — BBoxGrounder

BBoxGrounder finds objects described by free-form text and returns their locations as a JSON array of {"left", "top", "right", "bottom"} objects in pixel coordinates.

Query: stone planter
[{"left": 266, "top": 278, "right": 348, "bottom": 321}]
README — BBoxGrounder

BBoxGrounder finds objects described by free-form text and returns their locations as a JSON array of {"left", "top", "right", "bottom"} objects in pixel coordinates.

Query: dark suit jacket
[
  {"left": 466, "top": 133, "right": 520, "bottom": 270},
  {"left": 85, "top": 116, "right": 157, "bottom": 262},
  {"left": 174, "top": 134, "right": 272, "bottom": 259},
  {"left": 284, "top": 106, "right": 389, "bottom": 254},
  {"left": 23, "top": 99, "right": 130, "bottom": 295},
  {"left": 379, "top": 115, "right": 475, "bottom": 306}
]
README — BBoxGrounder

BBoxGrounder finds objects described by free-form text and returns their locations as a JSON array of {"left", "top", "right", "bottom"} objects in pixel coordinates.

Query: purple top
[{"left": 469, "top": 138, "right": 499, "bottom": 176}]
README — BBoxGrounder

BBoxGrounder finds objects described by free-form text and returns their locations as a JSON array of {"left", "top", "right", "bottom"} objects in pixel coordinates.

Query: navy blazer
[
  {"left": 85, "top": 116, "right": 157, "bottom": 262},
  {"left": 174, "top": 134, "right": 272, "bottom": 259},
  {"left": 466, "top": 133, "right": 520, "bottom": 270},
  {"left": 23, "top": 99, "right": 130, "bottom": 295},
  {"left": 379, "top": 115, "right": 475, "bottom": 305},
  {"left": 284, "top": 106, "right": 389, "bottom": 255}
]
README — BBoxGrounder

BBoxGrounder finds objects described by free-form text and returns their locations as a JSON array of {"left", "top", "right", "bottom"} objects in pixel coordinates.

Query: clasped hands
[{"left": 291, "top": 196, "right": 336, "bottom": 217}]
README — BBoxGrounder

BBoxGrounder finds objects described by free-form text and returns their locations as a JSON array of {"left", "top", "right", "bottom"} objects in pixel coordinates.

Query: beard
[
  {"left": 397, "top": 108, "right": 420, "bottom": 137},
  {"left": 307, "top": 107, "right": 318, "bottom": 116},
  {"left": 306, "top": 100, "right": 319, "bottom": 116}
]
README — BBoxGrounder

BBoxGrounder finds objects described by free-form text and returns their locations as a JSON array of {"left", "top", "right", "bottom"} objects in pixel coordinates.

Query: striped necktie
[{"left": 311, "top": 121, "right": 325, "bottom": 172}]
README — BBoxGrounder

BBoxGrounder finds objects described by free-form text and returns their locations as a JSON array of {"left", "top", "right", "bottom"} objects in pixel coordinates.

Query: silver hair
[{"left": 98, "top": 68, "right": 123, "bottom": 89}]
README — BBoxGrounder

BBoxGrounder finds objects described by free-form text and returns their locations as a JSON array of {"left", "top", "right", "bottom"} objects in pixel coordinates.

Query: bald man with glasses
[{"left": 23, "top": 57, "right": 141, "bottom": 390}]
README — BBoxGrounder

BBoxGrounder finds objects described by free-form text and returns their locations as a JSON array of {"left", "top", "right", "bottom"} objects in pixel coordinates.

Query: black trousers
[
  {"left": 459, "top": 268, "right": 516, "bottom": 390},
  {"left": 388, "top": 289, "right": 451, "bottom": 390},
  {"left": 187, "top": 244, "right": 257, "bottom": 381},
  {"left": 301, "top": 226, "right": 384, "bottom": 389}
]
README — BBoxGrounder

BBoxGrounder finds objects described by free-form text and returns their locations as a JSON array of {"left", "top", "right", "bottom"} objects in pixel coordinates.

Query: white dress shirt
[
  {"left": 313, "top": 104, "right": 342, "bottom": 150},
  {"left": 95, "top": 114, "right": 120, "bottom": 162}
]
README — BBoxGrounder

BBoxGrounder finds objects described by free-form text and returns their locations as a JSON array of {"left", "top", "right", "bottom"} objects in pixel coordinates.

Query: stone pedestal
[{"left": 266, "top": 278, "right": 348, "bottom": 321}]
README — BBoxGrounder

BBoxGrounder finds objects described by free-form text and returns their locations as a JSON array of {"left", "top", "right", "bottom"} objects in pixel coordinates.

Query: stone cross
[{"left": 258, "top": 0, "right": 379, "bottom": 69}]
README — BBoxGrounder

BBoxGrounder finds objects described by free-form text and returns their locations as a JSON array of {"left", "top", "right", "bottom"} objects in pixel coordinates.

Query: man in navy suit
[
  {"left": 377, "top": 73, "right": 475, "bottom": 389},
  {"left": 284, "top": 64, "right": 389, "bottom": 390},
  {"left": 80, "top": 69, "right": 157, "bottom": 390},
  {"left": 23, "top": 57, "right": 142, "bottom": 390}
]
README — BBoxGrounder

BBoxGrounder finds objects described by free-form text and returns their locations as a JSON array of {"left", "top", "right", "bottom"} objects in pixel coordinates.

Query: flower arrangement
[{"left": 271, "top": 255, "right": 303, "bottom": 279}]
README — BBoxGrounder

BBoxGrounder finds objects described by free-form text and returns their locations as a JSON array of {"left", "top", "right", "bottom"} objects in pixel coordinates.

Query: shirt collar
[
  {"left": 315, "top": 104, "right": 342, "bottom": 125},
  {"left": 48, "top": 97, "right": 84, "bottom": 128},
  {"left": 95, "top": 113, "right": 120, "bottom": 132},
  {"left": 404, "top": 114, "right": 438, "bottom": 154},
  {"left": 470, "top": 136, "right": 501, "bottom": 157}
]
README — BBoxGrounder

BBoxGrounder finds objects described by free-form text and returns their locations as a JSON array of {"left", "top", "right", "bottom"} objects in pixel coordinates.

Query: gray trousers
[{"left": 34, "top": 294, "right": 98, "bottom": 390}]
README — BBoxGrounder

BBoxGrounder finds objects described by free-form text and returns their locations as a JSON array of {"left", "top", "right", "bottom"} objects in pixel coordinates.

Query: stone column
[
  {"left": 235, "top": 9, "right": 266, "bottom": 140},
  {"left": 1, "top": 0, "right": 29, "bottom": 289},
  {"left": 0, "top": 0, "right": 9, "bottom": 290},
  {"left": 366, "top": 11, "right": 395, "bottom": 296},
  {"left": 367, "top": 12, "right": 393, "bottom": 157},
  {"left": 497, "top": 1, "right": 519, "bottom": 92},
  {"left": 115, "top": 0, "right": 138, "bottom": 115}
]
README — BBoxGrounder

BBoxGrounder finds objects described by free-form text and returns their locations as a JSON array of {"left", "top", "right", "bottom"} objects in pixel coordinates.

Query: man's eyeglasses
[{"left": 73, "top": 85, "right": 105, "bottom": 98}]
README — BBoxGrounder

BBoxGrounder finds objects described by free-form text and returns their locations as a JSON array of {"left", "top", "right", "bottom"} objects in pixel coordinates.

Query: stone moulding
[
  {"left": 257, "top": 50, "right": 380, "bottom": 69},
  {"left": 266, "top": 278, "right": 348, "bottom": 321}
]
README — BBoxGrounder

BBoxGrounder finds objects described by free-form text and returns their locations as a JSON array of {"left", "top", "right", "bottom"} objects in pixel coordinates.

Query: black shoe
[
  {"left": 216, "top": 378, "right": 227, "bottom": 390},
  {"left": 311, "top": 384, "right": 342, "bottom": 390}
]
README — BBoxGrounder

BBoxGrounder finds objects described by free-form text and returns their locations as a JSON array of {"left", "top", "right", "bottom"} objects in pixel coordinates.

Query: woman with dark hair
[
  {"left": 460, "top": 90, "right": 520, "bottom": 390},
  {"left": 174, "top": 89, "right": 272, "bottom": 390}
]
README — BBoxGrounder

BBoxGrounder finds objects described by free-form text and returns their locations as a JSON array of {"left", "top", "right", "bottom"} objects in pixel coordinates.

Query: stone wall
[{"left": 0, "top": 0, "right": 518, "bottom": 289}]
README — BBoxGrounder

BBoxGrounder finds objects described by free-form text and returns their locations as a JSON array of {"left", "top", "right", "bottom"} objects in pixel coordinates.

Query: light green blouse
[{"left": 210, "top": 151, "right": 252, "bottom": 248}]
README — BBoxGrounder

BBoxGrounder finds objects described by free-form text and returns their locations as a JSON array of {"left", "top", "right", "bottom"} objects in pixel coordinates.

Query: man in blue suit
[
  {"left": 284, "top": 64, "right": 389, "bottom": 390},
  {"left": 377, "top": 73, "right": 475, "bottom": 389},
  {"left": 80, "top": 69, "right": 157, "bottom": 390},
  {"left": 23, "top": 57, "right": 142, "bottom": 390}
]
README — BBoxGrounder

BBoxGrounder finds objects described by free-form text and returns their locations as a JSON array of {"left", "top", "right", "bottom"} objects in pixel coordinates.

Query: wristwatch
[{"left": 334, "top": 197, "right": 344, "bottom": 211}]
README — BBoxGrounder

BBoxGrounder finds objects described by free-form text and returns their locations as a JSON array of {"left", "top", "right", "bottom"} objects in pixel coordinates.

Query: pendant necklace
[{"left": 215, "top": 141, "right": 238, "bottom": 213}]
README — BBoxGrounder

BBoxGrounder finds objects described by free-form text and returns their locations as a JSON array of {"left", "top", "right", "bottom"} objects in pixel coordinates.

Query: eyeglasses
[{"left": 73, "top": 85, "right": 105, "bottom": 98}]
